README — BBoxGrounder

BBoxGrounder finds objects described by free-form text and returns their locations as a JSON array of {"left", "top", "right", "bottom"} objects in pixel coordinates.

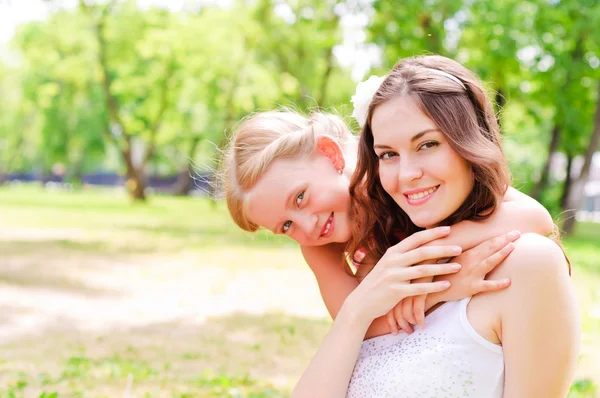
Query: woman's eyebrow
[
  {"left": 410, "top": 129, "right": 439, "bottom": 143},
  {"left": 374, "top": 128, "right": 439, "bottom": 149}
]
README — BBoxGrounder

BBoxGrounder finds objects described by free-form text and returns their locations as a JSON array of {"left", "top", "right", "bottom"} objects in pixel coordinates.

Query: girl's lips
[
  {"left": 320, "top": 212, "right": 335, "bottom": 238},
  {"left": 405, "top": 185, "right": 440, "bottom": 206}
]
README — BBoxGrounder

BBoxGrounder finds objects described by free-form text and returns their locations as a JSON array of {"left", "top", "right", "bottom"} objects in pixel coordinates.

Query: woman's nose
[{"left": 398, "top": 155, "right": 423, "bottom": 183}]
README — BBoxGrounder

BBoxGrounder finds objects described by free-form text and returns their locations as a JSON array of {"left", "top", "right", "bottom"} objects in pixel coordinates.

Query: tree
[
  {"left": 5, "top": 12, "right": 108, "bottom": 184},
  {"left": 79, "top": 0, "right": 180, "bottom": 200}
]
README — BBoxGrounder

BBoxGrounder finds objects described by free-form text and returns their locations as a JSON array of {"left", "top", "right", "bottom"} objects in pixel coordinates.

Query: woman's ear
[{"left": 316, "top": 135, "right": 345, "bottom": 174}]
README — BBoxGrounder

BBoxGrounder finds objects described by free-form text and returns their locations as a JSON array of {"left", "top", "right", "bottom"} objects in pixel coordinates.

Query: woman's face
[
  {"left": 245, "top": 143, "right": 353, "bottom": 246},
  {"left": 370, "top": 95, "right": 474, "bottom": 228}
]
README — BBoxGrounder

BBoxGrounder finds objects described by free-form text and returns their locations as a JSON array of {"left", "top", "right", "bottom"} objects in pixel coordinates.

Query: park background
[{"left": 0, "top": 0, "right": 599, "bottom": 396}]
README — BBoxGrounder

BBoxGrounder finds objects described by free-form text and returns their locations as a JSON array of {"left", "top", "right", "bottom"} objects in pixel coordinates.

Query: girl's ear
[{"left": 316, "top": 135, "right": 345, "bottom": 174}]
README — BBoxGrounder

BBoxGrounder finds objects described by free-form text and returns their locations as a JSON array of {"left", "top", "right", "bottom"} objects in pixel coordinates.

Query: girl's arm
[
  {"left": 496, "top": 233, "right": 579, "bottom": 397},
  {"left": 301, "top": 244, "right": 393, "bottom": 338},
  {"left": 430, "top": 187, "right": 554, "bottom": 250}
]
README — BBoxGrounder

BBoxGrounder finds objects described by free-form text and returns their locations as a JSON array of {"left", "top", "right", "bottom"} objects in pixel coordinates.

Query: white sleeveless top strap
[{"left": 346, "top": 297, "right": 504, "bottom": 398}]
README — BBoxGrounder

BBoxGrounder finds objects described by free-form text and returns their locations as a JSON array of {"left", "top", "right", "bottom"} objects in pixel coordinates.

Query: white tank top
[{"left": 346, "top": 297, "right": 504, "bottom": 398}]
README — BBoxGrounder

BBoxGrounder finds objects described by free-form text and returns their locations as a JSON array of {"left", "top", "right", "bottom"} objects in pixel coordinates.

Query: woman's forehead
[{"left": 372, "top": 97, "right": 438, "bottom": 144}]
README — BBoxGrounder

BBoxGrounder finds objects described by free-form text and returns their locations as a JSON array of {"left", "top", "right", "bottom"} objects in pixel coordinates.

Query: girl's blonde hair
[{"left": 223, "top": 110, "right": 354, "bottom": 232}]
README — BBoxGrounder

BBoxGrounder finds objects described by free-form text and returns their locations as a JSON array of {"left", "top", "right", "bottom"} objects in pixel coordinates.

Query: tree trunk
[
  {"left": 317, "top": 46, "right": 335, "bottom": 106},
  {"left": 532, "top": 124, "right": 561, "bottom": 200},
  {"left": 92, "top": 4, "right": 147, "bottom": 202},
  {"left": 122, "top": 147, "right": 146, "bottom": 201},
  {"left": 69, "top": 155, "right": 85, "bottom": 188},
  {"left": 207, "top": 66, "right": 243, "bottom": 205},
  {"left": 560, "top": 152, "right": 574, "bottom": 211},
  {"left": 419, "top": 13, "right": 443, "bottom": 55},
  {"left": 171, "top": 166, "right": 194, "bottom": 196},
  {"left": 171, "top": 136, "right": 202, "bottom": 196},
  {"left": 562, "top": 85, "right": 600, "bottom": 235}
]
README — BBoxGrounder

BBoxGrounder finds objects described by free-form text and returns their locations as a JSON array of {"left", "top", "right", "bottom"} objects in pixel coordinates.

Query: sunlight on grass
[{"left": 1, "top": 184, "right": 599, "bottom": 397}]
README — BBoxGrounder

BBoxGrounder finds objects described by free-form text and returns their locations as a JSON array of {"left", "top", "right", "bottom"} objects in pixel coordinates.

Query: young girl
[
  {"left": 292, "top": 55, "right": 579, "bottom": 397},
  {"left": 223, "top": 110, "right": 553, "bottom": 337}
]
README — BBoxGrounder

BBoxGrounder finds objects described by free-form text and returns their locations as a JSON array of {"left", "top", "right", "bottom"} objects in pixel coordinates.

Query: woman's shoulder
[
  {"left": 473, "top": 233, "right": 574, "bottom": 341},
  {"left": 487, "top": 233, "right": 571, "bottom": 305},
  {"left": 499, "top": 233, "right": 568, "bottom": 278}
]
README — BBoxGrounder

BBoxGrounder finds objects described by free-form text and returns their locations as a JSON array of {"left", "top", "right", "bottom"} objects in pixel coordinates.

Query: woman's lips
[{"left": 404, "top": 185, "right": 439, "bottom": 206}]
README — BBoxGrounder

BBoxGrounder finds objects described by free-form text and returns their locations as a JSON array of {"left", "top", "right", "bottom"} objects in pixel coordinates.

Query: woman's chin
[{"left": 408, "top": 213, "right": 444, "bottom": 229}]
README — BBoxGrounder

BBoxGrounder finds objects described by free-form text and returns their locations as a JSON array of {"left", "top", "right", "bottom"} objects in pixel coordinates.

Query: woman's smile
[{"left": 404, "top": 185, "right": 440, "bottom": 206}]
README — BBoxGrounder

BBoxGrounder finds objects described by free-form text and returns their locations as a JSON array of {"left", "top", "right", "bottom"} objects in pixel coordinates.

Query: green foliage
[
  {"left": 569, "top": 378, "right": 598, "bottom": 398},
  {"left": 0, "top": 1, "right": 357, "bottom": 197},
  {"left": 2, "top": 1, "right": 598, "bottom": 211},
  {"left": 9, "top": 10, "right": 108, "bottom": 177},
  {"left": 369, "top": 0, "right": 600, "bottom": 219}
]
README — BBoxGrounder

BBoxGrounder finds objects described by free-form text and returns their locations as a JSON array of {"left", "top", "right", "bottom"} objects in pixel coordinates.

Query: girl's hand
[
  {"left": 386, "top": 299, "right": 413, "bottom": 335},
  {"left": 386, "top": 230, "right": 520, "bottom": 333},
  {"left": 345, "top": 227, "right": 463, "bottom": 325},
  {"left": 433, "top": 230, "right": 519, "bottom": 302}
]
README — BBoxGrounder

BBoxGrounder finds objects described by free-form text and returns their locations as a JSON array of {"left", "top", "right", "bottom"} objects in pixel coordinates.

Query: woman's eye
[
  {"left": 295, "top": 191, "right": 304, "bottom": 206},
  {"left": 378, "top": 152, "right": 396, "bottom": 160},
  {"left": 419, "top": 141, "right": 439, "bottom": 150},
  {"left": 282, "top": 220, "right": 292, "bottom": 233}
]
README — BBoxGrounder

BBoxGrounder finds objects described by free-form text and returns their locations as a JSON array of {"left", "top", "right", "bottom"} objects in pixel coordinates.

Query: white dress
[{"left": 346, "top": 297, "right": 504, "bottom": 398}]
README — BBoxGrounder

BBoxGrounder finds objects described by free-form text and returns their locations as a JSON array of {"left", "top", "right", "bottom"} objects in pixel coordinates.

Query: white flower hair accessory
[{"left": 351, "top": 75, "right": 386, "bottom": 128}]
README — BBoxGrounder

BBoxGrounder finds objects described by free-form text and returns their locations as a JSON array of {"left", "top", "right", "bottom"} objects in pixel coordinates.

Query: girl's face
[
  {"left": 245, "top": 138, "right": 353, "bottom": 246},
  {"left": 370, "top": 95, "right": 474, "bottom": 228}
]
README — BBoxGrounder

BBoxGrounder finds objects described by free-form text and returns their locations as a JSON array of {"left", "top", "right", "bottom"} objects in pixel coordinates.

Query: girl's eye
[
  {"left": 282, "top": 220, "right": 292, "bottom": 233},
  {"left": 419, "top": 141, "right": 440, "bottom": 150},
  {"left": 295, "top": 191, "right": 305, "bottom": 206},
  {"left": 378, "top": 152, "right": 397, "bottom": 160}
]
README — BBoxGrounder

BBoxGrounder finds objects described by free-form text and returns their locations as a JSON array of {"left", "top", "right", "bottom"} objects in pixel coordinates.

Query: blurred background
[{"left": 0, "top": 0, "right": 598, "bottom": 396}]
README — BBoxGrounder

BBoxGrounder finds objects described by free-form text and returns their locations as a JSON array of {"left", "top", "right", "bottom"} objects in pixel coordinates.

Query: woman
[
  {"left": 223, "top": 110, "right": 552, "bottom": 336},
  {"left": 292, "top": 55, "right": 579, "bottom": 397}
]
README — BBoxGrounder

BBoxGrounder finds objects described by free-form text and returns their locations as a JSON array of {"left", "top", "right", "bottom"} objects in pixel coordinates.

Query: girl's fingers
[
  {"left": 413, "top": 295, "right": 427, "bottom": 329},
  {"left": 394, "top": 304, "right": 414, "bottom": 334},
  {"left": 480, "top": 242, "right": 515, "bottom": 273},
  {"left": 400, "top": 280, "right": 451, "bottom": 296},
  {"left": 483, "top": 230, "right": 521, "bottom": 255},
  {"left": 394, "top": 262, "right": 461, "bottom": 281},
  {"left": 392, "top": 226, "right": 451, "bottom": 253},
  {"left": 402, "top": 297, "right": 416, "bottom": 325},
  {"left": 399, "top": 245, "right": 463, "bottom": 267},
  {"left": 476, "top": 278, "right": 511, "bottom": 293},
  {"left": 386, "top": 311, "right": 400, "bottom": 336}
]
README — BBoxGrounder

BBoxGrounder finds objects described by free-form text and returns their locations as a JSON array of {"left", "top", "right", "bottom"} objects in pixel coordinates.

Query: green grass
[{"left": 0, "top": 184, "right": 599, "bottom": 397}]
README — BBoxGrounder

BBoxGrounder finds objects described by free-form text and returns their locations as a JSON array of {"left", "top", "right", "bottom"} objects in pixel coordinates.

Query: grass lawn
[{"left": 0, "top": 185, "right": 598, "bottom": 397}]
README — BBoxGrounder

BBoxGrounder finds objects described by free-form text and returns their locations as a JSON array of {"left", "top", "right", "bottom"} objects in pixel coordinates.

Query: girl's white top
[{"left": 347, "top": 297, "right": 504, "bottom": 398}]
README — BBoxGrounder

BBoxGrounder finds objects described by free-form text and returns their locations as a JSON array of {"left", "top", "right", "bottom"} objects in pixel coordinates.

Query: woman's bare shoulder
[
  {"left": 499, "top": 233, "right": 568, "bottom": 277},
  {"left": 488, "top": 233, "right": 571, "bottom": 305}
]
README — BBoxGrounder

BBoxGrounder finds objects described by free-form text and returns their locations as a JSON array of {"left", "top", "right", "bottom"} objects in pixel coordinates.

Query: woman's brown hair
[{"left": 348, "top": 55, "right": 511, "bottom": 262}]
